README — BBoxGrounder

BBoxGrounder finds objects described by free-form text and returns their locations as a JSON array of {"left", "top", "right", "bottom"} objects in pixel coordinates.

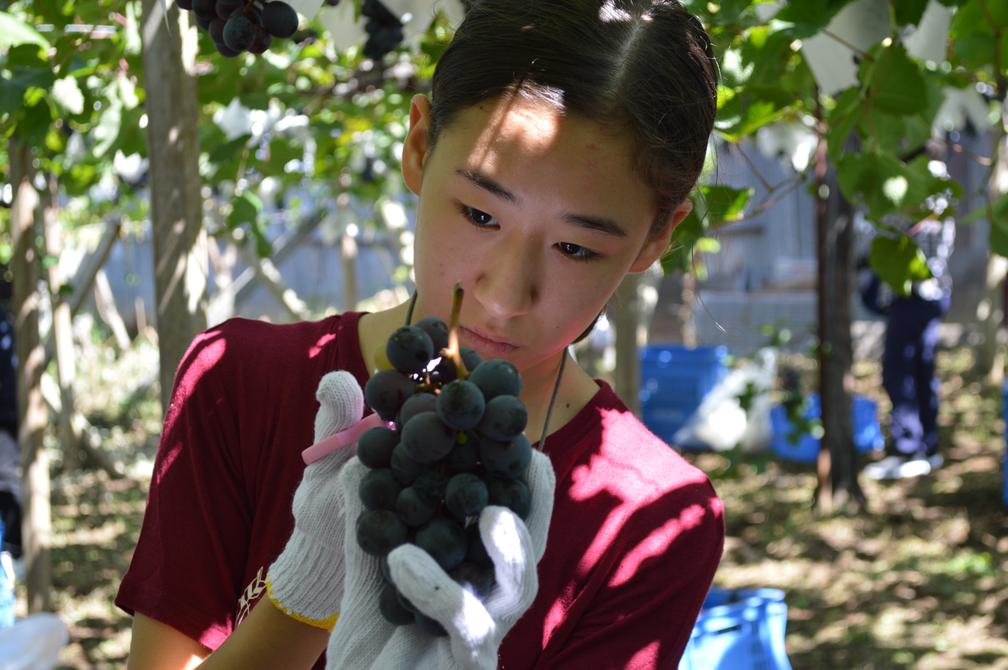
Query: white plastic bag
[
  {"left": 673, "top": 348, "right": 777, "bottom": 453},
  {"left": 0, "top": 613, "right": 69, "bottom": 670}
]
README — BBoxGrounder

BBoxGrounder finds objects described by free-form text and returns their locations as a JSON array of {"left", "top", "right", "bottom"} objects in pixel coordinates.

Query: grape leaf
[
  {"left": 868, "top": 234, "right": 932, "bottom": 295},
  {"left": 865, "top": 43, "right": 927, "bottom": 116},
  {"left": 0, "top": 11, "right": 50, "bottom": 49}
]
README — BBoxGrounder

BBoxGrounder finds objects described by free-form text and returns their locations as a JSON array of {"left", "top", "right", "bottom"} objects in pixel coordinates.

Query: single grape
[
  {"left": 445, "top": 472, "right": 489, "bottom": 522},
  {"left": 223, "top": 14, "right": 256, "bottom": 51},
  {"left": 414, "top": 316, "right": 449, "bottom": 352},
  {"left": 436, "top": 379, "right": 485, "bottom": 431},
  {"left": 195, "top": 12, "right": 213, "bottom": 30},
  {"left": 395, "top": 486, "right": 437, "bottom": 527},
  {"left": 215, "top": 0, "right": 243, "bottom": 20},
  {"left": 378, "top": 582, "right": 415, "bottom": 625},
  {"left": 479, "top": 433, "right": 532, "bottom": 480},
  {"left": 469, "top": 359, "right": 521, "bottom": 399},
  {"left": 261, "top": 0, "right": 299, "bottom": 38},
  {"left": 414, "top": 517, "right": 467, "bottom": 572},
  {"left": 359, "top": 468, "right": 401, "bottom": 511},
  {"left": 449, "top": 561, "right": 496, "bottom": 599},
  {"left": 208, "top": 17, "right": 225, "bottom": 43},
  {"left": 356, "top": 509, "right": 408, "bottom": 556},
  {"left": 214, "top": 40, "right": 240, "bottom": 56},
  {"left": 460, "top": 347, "right": 482, "bottom": 373},
  {"left": 192, "top": 0, "right": 215, "bottom": 18},
  {"left": 386, "top": 325, "right": 434, "bottom": 375},
  {"left": 412, "top": 470, "right": 448, "bottom": 502},
  {"left": 487, "top": 477, "right": 532, "bottom": 519},
  {"left": 430, "top": 356, "right": 458, "bottom": 385},
  {"left": 357, "top": 426, "right": 399, "bottom": 469},
  {"left": 248, "top": 28, "right": 272, "bottom": 54},
  {"left": 389, "top": 442, "right": 425, "bottom": 486},
  {"left": 444, "top": 435, "right": 479, "bottom": 472},
  {"left": 401, "top": 411, "right": 456, "bottom": 463},
  {"left": 477, "top": 394, "right": 527, "bottom": 442},
  {"left": 397, "top": 392, "right": 437, "bottom": 429},
  {"left": 364, "top": 369, "right": 416, "bottom": 421}
]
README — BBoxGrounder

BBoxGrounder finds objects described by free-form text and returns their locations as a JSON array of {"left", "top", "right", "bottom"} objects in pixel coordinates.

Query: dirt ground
[
  {"left": 21, "top": 344, "right": 1008, "bottom": 669},
  {"left": 685, "top": 348, "right": 1008, "bottom": 670}
]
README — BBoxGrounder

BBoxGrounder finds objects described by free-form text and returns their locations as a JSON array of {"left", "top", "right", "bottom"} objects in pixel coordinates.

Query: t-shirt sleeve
[
  {"left": 115, "top": 326, "right": 253, "bottom": 650},
  {"left": 543, "top": 477, "right": 725, "bottom": 669}
]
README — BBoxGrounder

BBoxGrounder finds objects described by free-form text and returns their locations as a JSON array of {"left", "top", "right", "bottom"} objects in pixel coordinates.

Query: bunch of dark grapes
[
  {"left": 355, "top": 289, "right": 532, "bottom": 636},
  {"left": 361, "top": 0, "right": 404, "bottom": 61},
  {"left": 175, "top": 0, "right": 299, "bottom": 57}
]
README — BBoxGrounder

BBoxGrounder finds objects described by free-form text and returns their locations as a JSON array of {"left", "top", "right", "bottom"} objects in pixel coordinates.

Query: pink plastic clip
[{"left": 301, "top": 413, "right": 390, "bottom": 465}]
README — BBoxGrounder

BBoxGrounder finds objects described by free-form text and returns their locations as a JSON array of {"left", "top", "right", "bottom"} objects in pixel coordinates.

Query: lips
[{"left": 460, "top": 325, "right": 519, "bottom": 356}]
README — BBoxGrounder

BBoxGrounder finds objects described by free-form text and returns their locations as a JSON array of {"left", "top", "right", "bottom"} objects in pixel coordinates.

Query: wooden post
[
  {"left": 140, "top": 0, "right": 208, "bottom": 412},
  {"left": 9, "top": 139, "right": 53, "bottom": 612},
  {"left": 42, "top": 173, "right": 82, "bottom": 471},
  {"left": 611, "top": 273, "right": 643, "bottom": 416},
  {"left": 814, "top": 120, "right": 864, "bottom": 512}
]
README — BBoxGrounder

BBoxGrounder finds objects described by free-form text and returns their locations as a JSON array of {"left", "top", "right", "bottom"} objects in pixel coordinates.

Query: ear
[
  {"left": 628, "top": 199, "right": 693, "bottom": 273},
  {"left": 402, "top": 94, "right": 432, "bottom": 196}
]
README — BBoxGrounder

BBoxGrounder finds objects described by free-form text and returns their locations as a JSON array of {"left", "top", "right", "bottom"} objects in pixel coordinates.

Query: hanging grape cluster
[
  {"left": 355, "top": 289, "right": 533, "bottom": 635},
  {"left": 176, "top": 0, "right": 300, "bottom": 57},
  {"left": 360, "top": 0, "right": 405, "bottom": 61}
]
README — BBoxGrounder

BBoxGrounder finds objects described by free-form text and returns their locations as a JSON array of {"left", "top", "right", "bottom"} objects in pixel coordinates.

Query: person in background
[
  {"left": 862, "top": 216, "right": 955, "bottom": 480},
  {"left": 0, "top": 276, "right": 21, "bottom": 559}
]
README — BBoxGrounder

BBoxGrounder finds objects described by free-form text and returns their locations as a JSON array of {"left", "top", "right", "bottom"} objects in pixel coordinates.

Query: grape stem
[{"left": 443, "top": 282, "right": 467, "bottom": 379}]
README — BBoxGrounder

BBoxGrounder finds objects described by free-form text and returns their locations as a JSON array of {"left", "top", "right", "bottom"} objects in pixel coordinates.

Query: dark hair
[{"left": 428, "top": 0, "right": 718, "bottom": 233}]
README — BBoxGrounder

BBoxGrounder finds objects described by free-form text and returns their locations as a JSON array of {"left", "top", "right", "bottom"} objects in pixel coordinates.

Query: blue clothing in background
[
  {"left": 880, "top": 218, "right": 955, "bottom": 459},
  {"left": 0, "top": 309, "right": 14, "bottom": 438}
]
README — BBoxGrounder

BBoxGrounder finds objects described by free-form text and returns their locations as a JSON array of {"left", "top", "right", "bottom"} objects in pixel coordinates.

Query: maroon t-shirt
[{"left": 116, "top": 312, "right": 724, "bottom": 668}]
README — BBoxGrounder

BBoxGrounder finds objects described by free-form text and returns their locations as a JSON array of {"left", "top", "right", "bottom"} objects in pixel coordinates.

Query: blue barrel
[
  {"left": 680, "top": 588, "right": 792, "bottom": 670},
  {"left": 769, "top": 394, "right": 884, "bottom": 463},
  {"left": 639, "top": 345, "right": 729, "bottom": 445}
]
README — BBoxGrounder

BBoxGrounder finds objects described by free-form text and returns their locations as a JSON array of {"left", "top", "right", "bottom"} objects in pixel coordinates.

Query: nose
[{"left": 471, "top": 234, "right": 540, "bottom": 320}]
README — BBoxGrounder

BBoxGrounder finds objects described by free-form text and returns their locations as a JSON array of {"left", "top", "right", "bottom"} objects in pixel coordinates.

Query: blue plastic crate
[
  {"left": 640, "top": 345, "right": 729, "bottom": 441},
  {"left": 680, "top": 588, "right": 792, "bottom": 670},
  {"left": 769, "top": 394, "right": 884, "bottom": 463}
]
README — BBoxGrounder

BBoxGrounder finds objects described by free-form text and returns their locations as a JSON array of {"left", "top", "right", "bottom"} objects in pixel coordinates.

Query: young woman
[{"left": 117, "top": 1, "right": 725, "bottom": 667}]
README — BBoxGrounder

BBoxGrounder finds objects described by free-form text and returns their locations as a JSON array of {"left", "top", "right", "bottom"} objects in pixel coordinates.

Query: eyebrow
[{"left": 455, "top": 168, "right": 628, "bottom": 237}]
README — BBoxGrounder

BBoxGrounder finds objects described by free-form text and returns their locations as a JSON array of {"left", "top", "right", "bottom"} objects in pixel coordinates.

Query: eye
[
  {"left": 457, "top": 204, "right": 498, "bottom": 229},
  {"left": 556, "top": 242, "right": 600, "bottom": 262}
]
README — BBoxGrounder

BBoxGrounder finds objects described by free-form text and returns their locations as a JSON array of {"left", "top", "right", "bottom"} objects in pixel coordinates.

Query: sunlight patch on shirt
[
  {"left": 309, "top": 332, "right": 337, "bottom": 358},
  {"left": 609, "top": 503, "right": 707, "bottom": 588}
]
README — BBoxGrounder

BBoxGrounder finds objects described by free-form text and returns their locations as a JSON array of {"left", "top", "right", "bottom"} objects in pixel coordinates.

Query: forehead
[
  {"left": 453, "top": 93, "right": 634, "bottom": 165},
  {"left": 433, "top": 94, "right": 656, "bottom": 214}
]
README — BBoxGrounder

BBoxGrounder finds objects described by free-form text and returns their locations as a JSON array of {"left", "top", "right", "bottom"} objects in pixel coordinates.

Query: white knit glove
[
  {"left": 325, "top": 450, "right": 556, "bottom": 670},
  {"left": 265, "top": 370, "right": 364, "bottom": 630}
]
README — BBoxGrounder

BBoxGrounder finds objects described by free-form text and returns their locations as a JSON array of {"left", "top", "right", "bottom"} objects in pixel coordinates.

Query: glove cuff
[{"left": 266, "top": 528, "right": 343, "bottom": 630}]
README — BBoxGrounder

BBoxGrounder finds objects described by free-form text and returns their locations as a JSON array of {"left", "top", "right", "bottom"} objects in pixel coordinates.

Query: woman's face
[{"left": 402, "top": 93, "right": 688, "bottom": 378}]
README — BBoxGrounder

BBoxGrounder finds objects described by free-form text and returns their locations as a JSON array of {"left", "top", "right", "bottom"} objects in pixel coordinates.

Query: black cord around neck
[{"left": 537, "top": 350, "right": 567, "bottom": 454}]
